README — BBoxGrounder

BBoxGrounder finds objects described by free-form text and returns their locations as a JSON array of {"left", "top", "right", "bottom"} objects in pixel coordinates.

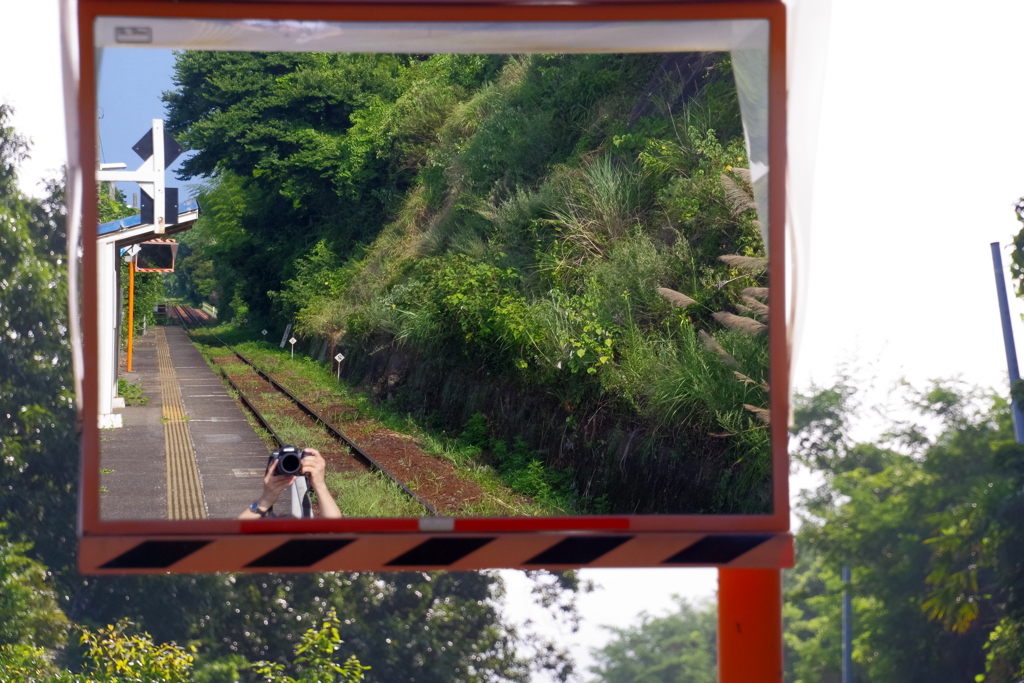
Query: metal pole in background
[
  {"left": 842, "top": 566, "right": 852, "bottom": 683},
  {"left": 990, "top": 242, "right": 1024, "bottom": 443}
]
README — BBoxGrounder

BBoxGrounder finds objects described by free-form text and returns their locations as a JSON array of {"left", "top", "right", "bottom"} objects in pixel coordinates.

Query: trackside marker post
[
  {"left": 335, "top": 352, "right": 345, "bottom": 381},
  {"left": 289, "top": 337, "right": 297, "bottom": 359}
]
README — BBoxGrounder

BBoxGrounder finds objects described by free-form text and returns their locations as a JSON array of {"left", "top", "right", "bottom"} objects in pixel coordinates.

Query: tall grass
[
  {"left": 323, "top": 471, "right": 428, "bottom": 518},
  {"left": 241, "top": 52, "right": 772, "bottom": 514}
]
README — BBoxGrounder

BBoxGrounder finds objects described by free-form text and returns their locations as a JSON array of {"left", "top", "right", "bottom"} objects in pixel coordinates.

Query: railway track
[{"left": 171, "top": 305, "right": 440, "bottom": 516}]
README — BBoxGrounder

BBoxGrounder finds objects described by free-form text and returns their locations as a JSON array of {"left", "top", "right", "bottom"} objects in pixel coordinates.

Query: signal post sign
[{"left": 66, "top": 0, "right": 789, "bottom": 680}]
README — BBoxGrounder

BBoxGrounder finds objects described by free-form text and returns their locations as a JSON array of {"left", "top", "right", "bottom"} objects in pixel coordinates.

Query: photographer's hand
[
  {"left": 238, "top": 460, "right": 295, "bottom": 519},
  {"left": 301, "top": 449, "right": 342, "bottom": 519}
]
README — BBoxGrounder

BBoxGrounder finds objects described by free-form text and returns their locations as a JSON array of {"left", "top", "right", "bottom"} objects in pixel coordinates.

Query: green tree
[
  {"left": 248, "top": 608, "right": 368, "bottom": 683},
  {"left": 589, "top": 597, "right": 717, "bottom": 683},
  {"left": 181, "top": 571, "right": 537, "bottom": 683},
  {"left": 97, "top": 182, "right": 135, "bottom": 223},
  {"left": 0, "top": 105, "right": 590, "bottom": 682},
  {"left": 77, "top": 620, "right": 196, "bottom": 683},
  {"left": 0, "top": 527, "right": 70, "bottom": 649},
  {"left": 0, "top": 103, "right": 79, "bottom": 581},
  {"left": 786, "top": 377, "right": 1024, "bottom": 683}
]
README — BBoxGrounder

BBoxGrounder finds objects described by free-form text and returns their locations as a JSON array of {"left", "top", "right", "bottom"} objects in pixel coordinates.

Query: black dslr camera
[{"left": 268, "top": 445, "right": 309, "bottom": 476}]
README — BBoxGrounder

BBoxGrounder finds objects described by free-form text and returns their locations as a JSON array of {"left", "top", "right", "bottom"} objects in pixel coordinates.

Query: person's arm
[
  {"left": 302, "top": 449, "right": 342, "bottom": 519},
  {"left": 239, "top": 460, "right": 295, "bottom": 519}
]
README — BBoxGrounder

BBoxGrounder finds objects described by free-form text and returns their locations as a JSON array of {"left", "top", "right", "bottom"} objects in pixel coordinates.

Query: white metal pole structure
[
  {"left": 95, "top": 239, "right": 120, "bottom": 428},
  {"left": 97, "top": 119, "right": 174, "bottom": 233},
  {"left": 93, "top": 120, "right": 186, "bottom": 426}
]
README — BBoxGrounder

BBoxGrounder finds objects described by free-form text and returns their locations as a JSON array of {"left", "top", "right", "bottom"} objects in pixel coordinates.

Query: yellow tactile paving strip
[{"left": 156, "top": 327, "right": 207, "bottom": 519}]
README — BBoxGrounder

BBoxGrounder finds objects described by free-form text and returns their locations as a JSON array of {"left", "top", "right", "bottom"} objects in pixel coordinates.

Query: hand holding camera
[
  {"left": 269, "top": 444, "right": 308, "bottom": 476},
  {"left": 240, "top": 445, "right": 341, "bottom": 519}
]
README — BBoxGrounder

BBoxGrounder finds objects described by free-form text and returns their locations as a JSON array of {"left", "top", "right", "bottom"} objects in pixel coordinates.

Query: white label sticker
[{"left": 115, "top": 27, "right": 153, "bottom": 44}]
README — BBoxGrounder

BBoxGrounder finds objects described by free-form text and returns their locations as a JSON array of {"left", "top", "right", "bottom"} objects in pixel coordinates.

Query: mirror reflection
[{"left": 96, "top": 36, "right": 771, "bottom": 520}]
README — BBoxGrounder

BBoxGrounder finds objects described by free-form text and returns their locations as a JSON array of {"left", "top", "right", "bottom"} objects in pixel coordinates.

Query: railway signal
[{"left": 96, "top": 119, "right": 185, "bottom": 233}]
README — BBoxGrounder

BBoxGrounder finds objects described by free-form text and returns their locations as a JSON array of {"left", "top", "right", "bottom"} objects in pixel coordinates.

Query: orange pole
[
  {"left": 718, "top": 569, "right": 783, "bottom": 683},
  {"left": 126, "top": 260, "right": 135, "bottom": 372}
]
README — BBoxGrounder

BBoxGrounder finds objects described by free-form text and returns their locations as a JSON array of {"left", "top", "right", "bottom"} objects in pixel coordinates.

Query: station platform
[{"left": 101, "top": 324, "right": 293, "bottom": 520}]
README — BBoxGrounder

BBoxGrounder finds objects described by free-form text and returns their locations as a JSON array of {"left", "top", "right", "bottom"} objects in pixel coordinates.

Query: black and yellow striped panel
[{"left": 82, "top": 532, "right": 792, "bottom": 573}]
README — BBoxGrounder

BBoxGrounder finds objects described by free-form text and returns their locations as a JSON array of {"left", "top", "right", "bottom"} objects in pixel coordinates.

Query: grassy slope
[{"left": 195, "top": 52, "right": 771, "bottom": 515}]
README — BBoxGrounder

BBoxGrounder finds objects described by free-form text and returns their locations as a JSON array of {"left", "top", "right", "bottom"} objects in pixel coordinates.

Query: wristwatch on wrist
[{"left": 250, "top": 501, "right": 272, "bottom": 517}]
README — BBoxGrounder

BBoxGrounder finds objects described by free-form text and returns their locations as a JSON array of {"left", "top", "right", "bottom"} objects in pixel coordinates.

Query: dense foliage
[
  {"left": 165, "top": 50, "right": 771, "bottom": 515},
  {"left": 0, "top": 106, "right": 587, "bottom": 682},
  {"left": 5, "top": 63, "right": 1024, "bottom": 677},
  {"left": 785, "top": 377, "right": 1024, "bottom": 682},
  {"left": 0, "top": 103, "right": 79, "bottom": 576},
  {"left": 589, "top": 598, "right": 716, "bottom": 683},
  {"left": 1, "top": 611, "right": 367, "bottom": 683}
]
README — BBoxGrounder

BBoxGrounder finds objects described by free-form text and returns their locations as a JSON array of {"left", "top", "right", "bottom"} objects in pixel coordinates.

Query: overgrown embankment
[{"left": 167, "top": 51, "right": 771, "bottom": 514}]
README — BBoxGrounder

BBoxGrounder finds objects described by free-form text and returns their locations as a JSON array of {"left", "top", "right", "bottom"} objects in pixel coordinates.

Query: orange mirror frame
[{"left": 69, "top": 0, "right": 790, "bottom": 575}]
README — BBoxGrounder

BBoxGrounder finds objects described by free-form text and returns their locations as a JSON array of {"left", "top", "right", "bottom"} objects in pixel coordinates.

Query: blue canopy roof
[{"left": 97, "top": 197, "right": 200, "bottom": 236}]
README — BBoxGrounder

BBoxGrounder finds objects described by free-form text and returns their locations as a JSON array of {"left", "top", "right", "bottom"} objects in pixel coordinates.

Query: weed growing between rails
[
  {"left": 235, "top": 342, "right": 576, "bottom": 516},
  {"left": 196, "top": 343, "right": 430, "bottom": 518},
  {"left": 324, "top": 471, "right": 426, "bottom": 518},
  {"left": 189, "top": 322, "right": 574, "bottom": 516}
]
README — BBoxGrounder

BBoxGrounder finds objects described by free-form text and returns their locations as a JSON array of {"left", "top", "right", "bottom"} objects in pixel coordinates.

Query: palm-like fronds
[
  {"left": 721, "top": 173, "right": 757, "bottom": 217},
  {"left": 743, "top": 404, "right": 770, "bottom": 424},
  {"left": 741, "top": 286, "right": 769, "bottom": 301},
  {"left": 740, "top": 296, "right": 769, "bottom": 318},
  {"left": 734, "top": 371, "right": 769, "bottom": 393},
  {"left": 733, "top": 370, "right": 755, "bottom": 385},
  {"left": 728, "top": 167, "right": 752, "bottom": 184},
  {"left": 718, "top": 254, "right": 767, "bottom": 274},
  {"left": 713, "top": 311, "right": 767, "bottom": 336},
  {"left": 699, "top": 330, "right": 739, "bottom": 367},
  {"left": 657, "top": 287, "right": 697, "bottom": 309}
]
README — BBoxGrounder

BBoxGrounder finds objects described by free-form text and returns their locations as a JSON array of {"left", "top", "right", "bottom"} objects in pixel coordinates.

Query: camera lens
[{"left": 278, "top": 452, "right": 302, "bottom": 475}]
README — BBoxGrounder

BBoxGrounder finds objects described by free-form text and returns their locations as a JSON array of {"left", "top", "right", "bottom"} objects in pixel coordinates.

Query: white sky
[{"left": 4, "top": 0, "right": 1024, "bottom": 679}]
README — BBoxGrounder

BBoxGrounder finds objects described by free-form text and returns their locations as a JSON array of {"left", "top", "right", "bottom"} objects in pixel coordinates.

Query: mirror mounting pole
[{"left": 718, "top": 568, "right": 783, "bottom": 683}]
